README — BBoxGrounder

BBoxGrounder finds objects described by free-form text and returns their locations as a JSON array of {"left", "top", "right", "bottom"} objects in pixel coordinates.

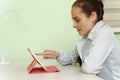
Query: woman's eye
[
  {"left": 75, "top": 19, "right": 80, "bottom": 23},
  {"left": 72, "top": 18, "right": 80, "bottom": 23}
]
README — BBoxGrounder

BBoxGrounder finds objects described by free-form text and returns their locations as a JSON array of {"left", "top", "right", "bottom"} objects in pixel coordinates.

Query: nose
[{"left": 73, "top": 22, "right": 77, "bottom": 28}]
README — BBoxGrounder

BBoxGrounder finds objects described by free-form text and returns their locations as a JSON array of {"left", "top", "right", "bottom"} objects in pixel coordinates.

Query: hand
[{"left": 36, "top": 50, "right": 60, "bottom": 59}]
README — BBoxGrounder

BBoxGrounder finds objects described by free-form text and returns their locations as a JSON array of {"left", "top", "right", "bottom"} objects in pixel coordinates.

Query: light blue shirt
[{"left": 57, "top": 21, "right": 120, "bottom": 80}]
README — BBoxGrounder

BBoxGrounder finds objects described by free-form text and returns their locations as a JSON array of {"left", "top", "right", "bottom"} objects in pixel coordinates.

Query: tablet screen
[{"left": 27, "top": 48, "right": 47, "bottom": 71}]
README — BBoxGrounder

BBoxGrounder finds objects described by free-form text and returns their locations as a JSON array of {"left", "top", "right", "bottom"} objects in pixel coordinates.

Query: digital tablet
[{"left": 27, "top": 48, "right": 48, "bottom": 71}]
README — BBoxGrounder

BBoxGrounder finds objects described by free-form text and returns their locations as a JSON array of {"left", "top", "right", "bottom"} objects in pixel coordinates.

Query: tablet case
[{"left": 27, "top": 48, "right": 60, "bottom": 74}]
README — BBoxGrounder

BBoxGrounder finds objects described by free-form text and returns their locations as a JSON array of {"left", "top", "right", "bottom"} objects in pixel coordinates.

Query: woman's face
[{"left": 71, "top": 6, "right": 96, "bottom": 36}]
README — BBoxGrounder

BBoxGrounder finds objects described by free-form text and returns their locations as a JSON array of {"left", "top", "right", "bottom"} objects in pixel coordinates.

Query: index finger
[{"left": 35, "top": 52, "right": 44, "bottom": 56}]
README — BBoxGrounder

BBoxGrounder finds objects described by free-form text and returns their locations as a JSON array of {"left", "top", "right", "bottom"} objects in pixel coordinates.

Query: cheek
[
  {"left": 85, "top": 26, "right": 92, "bottom": 35},
  {"left": 86, "top": 21, "right": 93, "bottom": 31},
  {"left": 77, "top": 21, "right": 84, "bottom": 28},
  {"left": 83, "top": 24, "right": 91, "bottom": 32}
]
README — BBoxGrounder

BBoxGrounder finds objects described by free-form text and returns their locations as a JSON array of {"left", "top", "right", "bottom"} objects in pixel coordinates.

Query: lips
[{"left": 77, "top": 29, "right": 81, "bottom": 32}]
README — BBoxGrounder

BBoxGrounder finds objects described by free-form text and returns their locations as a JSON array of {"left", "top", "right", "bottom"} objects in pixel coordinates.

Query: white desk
[{"left": 0, "top": 62, "right": 103, "bottom": 80}]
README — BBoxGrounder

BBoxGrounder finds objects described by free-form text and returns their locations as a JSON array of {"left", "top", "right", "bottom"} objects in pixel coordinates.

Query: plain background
[{"left": 0, "top": 0, "right": 120, "bottom": 62}]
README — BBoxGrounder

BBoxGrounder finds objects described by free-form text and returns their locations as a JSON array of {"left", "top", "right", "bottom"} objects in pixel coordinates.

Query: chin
[
  {"left": 79, "top": 33, "right": 86, "bottom": 37},
  {"left": 78, "top": 33, "right": 83, "bottom": 36}
]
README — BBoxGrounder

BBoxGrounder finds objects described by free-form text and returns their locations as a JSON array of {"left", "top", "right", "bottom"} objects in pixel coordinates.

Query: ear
[{"left": 89, "top": 12, "right": 97, "bottom": 22}]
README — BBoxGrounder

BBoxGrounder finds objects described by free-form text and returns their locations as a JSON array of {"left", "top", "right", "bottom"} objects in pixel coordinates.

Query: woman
[{"left": 36, "top": 0, "right": 120, "bottom": 80}]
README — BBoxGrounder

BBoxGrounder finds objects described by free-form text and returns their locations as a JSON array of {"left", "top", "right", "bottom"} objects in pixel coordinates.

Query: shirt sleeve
[
  {"left": 56, "top": 47, "right": 79, "bottom": 65},
  {"left": 82, "top": 30, "right": 114, "bottom": 74}
]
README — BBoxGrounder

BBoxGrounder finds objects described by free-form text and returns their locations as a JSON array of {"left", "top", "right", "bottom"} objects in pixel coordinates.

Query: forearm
[{"left": 56, "top": 51, "right": 78, "bottom": 65}]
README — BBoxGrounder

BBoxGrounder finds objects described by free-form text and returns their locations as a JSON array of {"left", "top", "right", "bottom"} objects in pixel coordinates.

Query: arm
[
  {"left": 36, "top": 48, "right": 79, "bottom": 65},
  {"left": 56, "top": 48, "right": 79, "bottom": 65},
  {"left": 82, "top": 30, "right": 113, "bottom": 74}
]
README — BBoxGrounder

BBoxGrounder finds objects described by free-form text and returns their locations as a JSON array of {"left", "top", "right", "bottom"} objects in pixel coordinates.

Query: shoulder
[{"left": 96, "top": 24, "right": 114, "bottom": 39}]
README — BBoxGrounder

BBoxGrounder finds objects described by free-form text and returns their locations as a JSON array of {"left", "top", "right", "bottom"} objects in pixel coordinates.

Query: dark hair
[
  {"left": 77, "top": 56, "right": 82, "bottom": 66},
  {"left": 72, "top": 0, "right": 104, "bottom": 22}
]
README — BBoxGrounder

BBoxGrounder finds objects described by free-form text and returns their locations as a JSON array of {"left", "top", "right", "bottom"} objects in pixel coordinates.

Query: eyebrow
[
  {"left": 72, "top": 16, "right": 80, "bottom": 20},
  {"left": 72, "top": 16, "right": 78, "bottom": 20}
]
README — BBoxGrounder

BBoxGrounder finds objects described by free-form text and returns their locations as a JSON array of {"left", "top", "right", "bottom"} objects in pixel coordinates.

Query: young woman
[{"left": 36, "top": 0, "right": 120, "bottom": 80}]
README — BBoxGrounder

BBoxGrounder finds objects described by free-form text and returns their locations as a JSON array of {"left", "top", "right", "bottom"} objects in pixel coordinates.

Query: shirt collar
[{"left": 87, "top": 20, "right": 104, "bottom": 40}]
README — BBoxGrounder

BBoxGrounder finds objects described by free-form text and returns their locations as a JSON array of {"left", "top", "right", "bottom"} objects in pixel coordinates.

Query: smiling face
[{"left": 71, "top": 6, "right": 96, "bottom": 36}]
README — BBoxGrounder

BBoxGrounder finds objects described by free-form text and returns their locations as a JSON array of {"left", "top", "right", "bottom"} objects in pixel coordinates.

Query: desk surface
[{"left": 0, "top": 62, "right": 103, "bottom": 80}]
